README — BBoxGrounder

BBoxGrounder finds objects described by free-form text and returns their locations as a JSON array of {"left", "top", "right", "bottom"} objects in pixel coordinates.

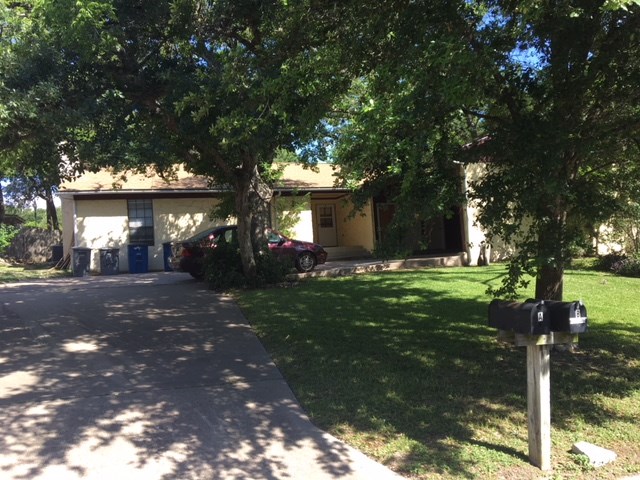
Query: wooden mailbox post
[
  {"left": 498, "top": 331, "right": 578, "bottom": 470},
  {"left": 490, "top": 300, "right": 587, "bottom": 471}
]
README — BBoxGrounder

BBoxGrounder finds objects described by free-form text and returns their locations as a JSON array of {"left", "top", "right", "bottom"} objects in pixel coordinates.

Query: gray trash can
[
  {"left": 72, "top": 247, "right": 92, "bottom": 277},
  {"left": 99, "top": 248, "right": 120, "bottom": 275},
  {"left": 51, "top": 245, "right": 64, "bottom": 263}
]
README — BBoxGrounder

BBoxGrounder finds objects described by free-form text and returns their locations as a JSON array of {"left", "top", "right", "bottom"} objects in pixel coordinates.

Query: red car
[{"left": 169, "top": 225, "right": 328, "bottom": 279}]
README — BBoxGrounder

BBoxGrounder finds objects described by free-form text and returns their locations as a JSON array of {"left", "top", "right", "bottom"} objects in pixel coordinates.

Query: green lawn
[
  {"left": 0, "top": 263, "right": 70, "bottom": 283},
  {"left": 237, "top": 265, "right": 640, "bottom": 479}
]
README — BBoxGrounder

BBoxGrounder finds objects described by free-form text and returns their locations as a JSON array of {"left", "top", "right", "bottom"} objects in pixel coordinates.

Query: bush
[
  {"left": 203, "top": 242, "right": 293, "bottom": 291},
  {"left": 203, "top": 242, "right": 246, "bottom": 291},
  {"left": 594, "top": 253, "right": 627, "bottom": 272},
  {"left": 610, "top": 257, "right": 640, "bottom": 278},
  {"left": 0, "top": 224, "right": 19, "bottom": 254},
  {"left": 593, "top": 252, "right": 640, "bottom": 278},
  {"left": 252, "top": 248, "right": 293, "bottom": 287}
]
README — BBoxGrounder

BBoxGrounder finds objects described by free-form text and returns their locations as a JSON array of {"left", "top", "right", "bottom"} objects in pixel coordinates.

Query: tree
[
  {"left": 3, "top": 175, "right": 59, "bottom": 230},
  {"left": 464, "top": 1, "right": 640, "bottom": 299},
  {"left": 2, "top": 0, "right": 351, "bottom": 278},
  {"left": 0, "top": 0, "right": 78, "bottom": 230},
  {"left": 331, "top": 0, "right": 640, "bottom": 299}
]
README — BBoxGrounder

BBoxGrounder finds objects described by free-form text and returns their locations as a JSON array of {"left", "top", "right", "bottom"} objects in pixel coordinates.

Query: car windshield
[
  {"left": 184, "top": 227, "right": 225, "bottom": 243},
  {"left": 267, "top": 232, "right": 283, "bottom": 244}
]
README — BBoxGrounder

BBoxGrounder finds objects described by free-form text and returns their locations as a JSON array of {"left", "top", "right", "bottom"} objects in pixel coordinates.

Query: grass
[
  {"left": 237, "top": 265, "right": 640, "bottom": 479},
  {"left": 0, "top": 262, "right": 70, "bottom": 283}
]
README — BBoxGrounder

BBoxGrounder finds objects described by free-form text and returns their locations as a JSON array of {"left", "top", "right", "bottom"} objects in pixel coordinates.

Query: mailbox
[
  {"left": 526, "top": 300, "right": 588, "bottom": 334},
  {"left": 488, "top": 300, "right": 550, "bottom": 335}
]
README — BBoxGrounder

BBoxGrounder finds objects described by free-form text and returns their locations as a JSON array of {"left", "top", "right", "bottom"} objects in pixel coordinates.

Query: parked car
[{"left": 169, "top": 225, "right": 328, "bottom": 279}]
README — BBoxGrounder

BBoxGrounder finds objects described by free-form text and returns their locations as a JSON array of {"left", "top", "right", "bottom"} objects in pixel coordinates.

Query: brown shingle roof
[{"left": 60, "top": 163, "right": 343, "bottom": 193}]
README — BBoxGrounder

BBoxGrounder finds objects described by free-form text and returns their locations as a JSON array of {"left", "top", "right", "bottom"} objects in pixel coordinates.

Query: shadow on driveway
[{"left": 0, "top": 273, "right": 402, "bottom": 479}]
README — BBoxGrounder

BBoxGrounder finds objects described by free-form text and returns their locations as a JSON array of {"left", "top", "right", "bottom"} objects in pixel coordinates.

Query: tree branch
[{"left": 460, "top": 107, "right": 508, "bottom": 124}]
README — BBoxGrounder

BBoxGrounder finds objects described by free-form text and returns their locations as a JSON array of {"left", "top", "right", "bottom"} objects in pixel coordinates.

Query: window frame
[{"left": 127, "top": 199, "right": 155, "bottom": 246}]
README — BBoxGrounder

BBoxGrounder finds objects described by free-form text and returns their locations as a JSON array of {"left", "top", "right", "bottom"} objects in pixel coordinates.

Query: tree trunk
[
  {"left": 249, "top": 169, "right": 273, "bottom": 249},
  {"left": 234, "top": 163, "right": 273, "bottom": 279},
  {"left": 535, "top": 212, "right": 567, "bottom": 301},
  {"left": 235, "top": 178, "right": 257, "bottom": 279},
  {"left": 0, "top": 181, "right": 5, "bottom": 224},
  {"left": 535, "top": 264, "right": 564, "bottom": 301},
  {"left": 43, "top": 187, "right": 59, "bottom": 230}
]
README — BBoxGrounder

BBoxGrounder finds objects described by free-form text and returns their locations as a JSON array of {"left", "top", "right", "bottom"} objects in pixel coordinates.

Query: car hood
[{"left": 288, "top": 239, "right": 324, "bottom": 250}]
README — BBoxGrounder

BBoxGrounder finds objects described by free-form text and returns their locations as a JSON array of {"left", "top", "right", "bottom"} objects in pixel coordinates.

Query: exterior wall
[
  {"left": 274, "top": 194, "right": 375, "bottom": 248},
  {"left": 335, "top": 199, "right": 375, "bottom": 251},
  {"left": 462, "top": 164, "right": 490, "bottom": 266},
  {"left": 272, "top": 195, "right": 314, "bottom": 241},
  {"left": 75, "top": 199, "right": 129, "bottom": 272},
  {"left": 151, "top": 197, "right": 223, "bottom": 271},
  {"left": 66, "top": 191, "right": 376, "bottom": 272},
  {"left": 71, "top": 197, "right": 223, "bottom": 272},
  {"left": 309, "top": 196, "right": 375, "bottom": 251}
]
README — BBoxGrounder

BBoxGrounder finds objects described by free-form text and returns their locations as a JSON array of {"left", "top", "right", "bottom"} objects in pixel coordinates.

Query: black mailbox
[
  {"left": 526, "top": 300, "right": 588, "bottom": 334},
  {"left": 488, "top": 300, "right": 550, "bottom": 335}
]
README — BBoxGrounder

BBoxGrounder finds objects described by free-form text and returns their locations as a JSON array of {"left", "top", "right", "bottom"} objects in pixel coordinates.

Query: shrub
[
  {"left": 0, "top": 224, "right": 19, "bottom": 253},
  {"left": 610, "top": 257, "right": 640, "bottom": 278},
  {"left": 252, "top": 248, "right": 293, "bottom": 287},
  {"left": 594, "top": 253, "right": 627, "bottom": 272},
  {"left": 593, "top": 252, "right": 640, "bottom": 278},
  {"left": 203, "top": 242, "right": 293, "bottom": 291},
  {"left": 203, "top": 242, "right": 245, "bottom": 291}
]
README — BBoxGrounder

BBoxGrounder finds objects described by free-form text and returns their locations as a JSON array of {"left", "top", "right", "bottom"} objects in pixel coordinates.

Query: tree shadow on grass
[{"left": 240, "top": 269, "right": 640, "bottom": 478}]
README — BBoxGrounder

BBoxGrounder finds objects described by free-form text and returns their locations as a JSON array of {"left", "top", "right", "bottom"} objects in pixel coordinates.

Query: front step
[{"left": 324, "top": 246, "right": 372, "bottom": 261}]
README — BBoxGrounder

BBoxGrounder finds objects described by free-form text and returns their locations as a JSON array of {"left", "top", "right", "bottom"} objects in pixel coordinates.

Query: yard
[
  {"left": 237, "top": 265, "right": 640, "bottom": 479},
  {"left": 0, "top": 262, "right": 69, "bottom": 283}
]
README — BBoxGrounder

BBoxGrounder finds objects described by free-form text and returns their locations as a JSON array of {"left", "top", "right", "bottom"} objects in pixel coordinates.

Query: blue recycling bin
[
  {"left": 128, "top": 245, "right": 149, "bottom": 273},
  {"left": 162, "top": 242, "right": 174, "bottom": 272}
]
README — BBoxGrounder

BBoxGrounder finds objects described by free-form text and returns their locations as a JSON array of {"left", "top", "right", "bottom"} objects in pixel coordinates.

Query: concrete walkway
[
  {"left": 0, "top": 273, "right": 404, "bottom": 480},
  {"left": 300, "top": 252, "right": 465, "bottom": 278}
]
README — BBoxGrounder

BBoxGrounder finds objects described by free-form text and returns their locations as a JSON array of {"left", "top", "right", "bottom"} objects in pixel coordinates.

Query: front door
[{"left": 317, "top": 204, "right": 338, "bottom": 246}]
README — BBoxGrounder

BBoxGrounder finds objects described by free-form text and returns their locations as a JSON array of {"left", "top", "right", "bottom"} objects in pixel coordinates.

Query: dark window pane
[{"left": 128, "top": 199, "right": 154, "bottom": 245}]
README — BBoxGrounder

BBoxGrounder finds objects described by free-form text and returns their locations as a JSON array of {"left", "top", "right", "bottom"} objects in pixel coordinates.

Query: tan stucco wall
[
  {"left": 75, "top": 199, "right": 129, "bottom": 272},
  {"left": 463, "top": 164, "right": 490, "bottom": 266},
  {"left": 335, "top": 199, "right": 375, "bottom": 251},
  {"left": 67, "top": 192, "right": 376, "bottom": 272},
  {"left": 274, "top": 194, "right": 375, "bottom": 249},
  {"left": 70, "top": 197, "right": 224, "bottom": 272},
  {"left": 273, "top": 195, "right": 314, "bottom": 241},
  {"left": 151, "top": 198, "right": 224, "bottom": 270}
]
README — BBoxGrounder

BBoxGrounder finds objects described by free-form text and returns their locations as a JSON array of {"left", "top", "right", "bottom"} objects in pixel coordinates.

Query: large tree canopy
[
  {"left": 3, "top": 0, "right": 639, "bottom": 294},
  {"left": 331, "top": 0, "right": 640, "bottom": 299},
  {"left": 1, "top": 0, "right": 351, "bottom": 276}
]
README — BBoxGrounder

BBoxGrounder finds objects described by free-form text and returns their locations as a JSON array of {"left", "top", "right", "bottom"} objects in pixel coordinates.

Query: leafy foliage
[
  {"left": 329, "top": 0, "right": 640, "bottom": 300},
  {"left": 203, "top": 242, "right": 292, "bottom": 291},
  {"left": 594, "top": 253, "right": 640, "bottom": 278},
  {"left": 1, "top": 0, "right": 352, "bottom": 277},
  {"left": 0, "top": 224, "right": 19, "bottom": 253},
  {"left": 274, "top": 193, "right": 310, "bottom": 238}
]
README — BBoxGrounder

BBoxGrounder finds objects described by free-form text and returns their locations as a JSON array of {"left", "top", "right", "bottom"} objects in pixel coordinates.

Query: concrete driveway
[{"left": 0, "top": 273, "right": 403, "bottom": 480}]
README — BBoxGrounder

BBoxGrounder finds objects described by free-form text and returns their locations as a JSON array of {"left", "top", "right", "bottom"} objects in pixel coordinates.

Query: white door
[{"left": 317, "top": 204, "right": 338, "bottom": 246}]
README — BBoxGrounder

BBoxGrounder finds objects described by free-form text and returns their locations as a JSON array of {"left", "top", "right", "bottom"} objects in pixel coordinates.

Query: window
[
  {"left": 128, "top": 199, "right": 154, "bottom": 245},
  {"left": 267, "top": 231, "right": 282, "bottom": 244},
  {"left": 318, "top": 205, "right": 334, "bottom": 228}
]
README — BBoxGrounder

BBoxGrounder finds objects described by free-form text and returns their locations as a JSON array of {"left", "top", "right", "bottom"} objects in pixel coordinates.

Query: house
[{"left": 59, "top": 163, "right": 488, "bottom": 272}]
